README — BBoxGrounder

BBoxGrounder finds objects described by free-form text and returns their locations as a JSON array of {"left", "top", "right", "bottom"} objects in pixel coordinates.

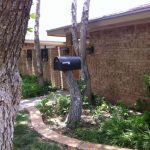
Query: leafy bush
[
  {"left": 36, "top": 96, "right": 54, "bottom": 117},
  {"left": 98, "top": 109, "right": 150, "bottom": 149},
  {"left": 144, "top": 75, "right": 150, "bottom": 97},
  {"left": 77, "top": 79, "right": 93, "bottom": 108},
  {"left": 22, "top": 75, "right": 51, "bottom": 98},
  {"left": 55, "top": 95, "right": 70, "bottom": 116},
  {"left": 92, "top": 98, "right": 112, "bottom": 121},
  {"left": 36, "top": 93, "right": 70, "bottom": 117},
  {"left": 135, "top": 99, "right": 150, "bottom": 112},
  {"left": 73, "top": 128, "right": 99, "bottom": 143},
  {"left": 85, "top": 96, "right": 150, "bottom": 149},
  {"left": 77, "top": 79, "right": 86, "bottom": 95}
]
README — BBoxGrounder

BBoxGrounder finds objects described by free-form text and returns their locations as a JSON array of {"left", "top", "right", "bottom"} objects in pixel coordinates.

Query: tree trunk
[
  {"left": 34, "top": 0, "right": 44, "bottom": 86},
  {"left": 71, "top": 0, "right": 79, "bottom": 56},
  {"left": 80, "top": 0, "right": 92, "bottom": 101},
  {"left": 64, "top": 71, "right": 82, "bottom": 128},
  {"left": 0, "top": 1, "right": 32, "bottom": 149},
  {"left": 64, "top": 0, "right": 82, "bottom": 128},
  {"left": 71, "top": 0, "right": 92, "bottom": 102}
]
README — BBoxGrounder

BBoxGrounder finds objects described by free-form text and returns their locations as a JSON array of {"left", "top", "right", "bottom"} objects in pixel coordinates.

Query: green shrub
[
  {"left": 55, "top": 95, "right": 70, "bottom": 116},
  {"left": 144, "top": 75, "right": 150, "bottom": 97},
  {"left": 91, "top": 92, "right": 104, "bottom": 106},
  {"left": 73, "top": 128, "right": 99, "bottom": 143},
  {"left": 92, "top": 98, "right": 130, "bottom": 120},
  {"left": 92, "top": 98, "right": 112, "bottom": 121},
  {"left": 36, "top": 93, "right": 71, "bottom": 117},
  {"left": 77, "top": 79, "right": 94, "bottom": 108},
  {"left": 111, "top": 103, "right": 130, "bottom": 119},
  {"left": 135, "top": 99, "right": 150, "bottom": 112},
  {"left": 21, "top": 75, "right": 50, "bottom": 98},
  {"left": 90, "top": 98, "right": 150, "bottom": 149},
  {"left": 98, "top": 110, "right": 150, "bottom": 149},
  {"left": 36, "top": 96, "right": 54, "bottom": 117},
  {"left": 77, "top": 79, "right": 86, "bottom": 95}
]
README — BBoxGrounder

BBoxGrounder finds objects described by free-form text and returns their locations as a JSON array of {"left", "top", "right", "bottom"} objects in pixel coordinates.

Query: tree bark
[
  {"left": 0, "top": 1, "right": 32, "bottom": 149},
  {"left": 71, "top": 0, "right": 92, "bottom": 101},
  {"left": 64, "top": 0, "right": 82, "bottom": 128},
  {"left": 34, "top": 0, "right": 44, "bottom": 86},
  {"left": 79, "top": 0, "right": 92, "bottom": 101},
  {"left": 66, "top": 0, "right": 92, "bottom": 128},
  {"left": 71, "top": 0, "right": 79, "bottom": 56},
  {"left": 64, "top": 71, "right": 82, "bottom": 128}
]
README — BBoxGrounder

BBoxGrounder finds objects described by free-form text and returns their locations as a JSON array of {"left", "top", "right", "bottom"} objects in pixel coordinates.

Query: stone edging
[{"left": 26, "top": 107, "right": 132, "bottom": 150}]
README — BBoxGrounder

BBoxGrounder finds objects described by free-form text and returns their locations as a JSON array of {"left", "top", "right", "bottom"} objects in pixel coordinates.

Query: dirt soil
[{"left": 42, "top": 109, "right": 98, "bottom": 138}]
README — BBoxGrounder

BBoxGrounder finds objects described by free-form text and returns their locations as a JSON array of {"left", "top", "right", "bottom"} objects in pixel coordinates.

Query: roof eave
[{"left": 47, "top": 8, "right": 150, "bottom": 37}]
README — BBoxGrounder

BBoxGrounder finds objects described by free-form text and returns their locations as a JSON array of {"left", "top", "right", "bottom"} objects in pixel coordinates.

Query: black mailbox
[{"left": 54, "top": 56, "right": 81, "bottom": 71}]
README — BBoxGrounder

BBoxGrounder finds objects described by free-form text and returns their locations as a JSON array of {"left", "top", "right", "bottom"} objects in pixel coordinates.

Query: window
[
  {"left": 27, "top": 49, "right": 32, "bottom": 61},
  {"left": 41, "top": 48, "right": 48, "bottom": 62}
]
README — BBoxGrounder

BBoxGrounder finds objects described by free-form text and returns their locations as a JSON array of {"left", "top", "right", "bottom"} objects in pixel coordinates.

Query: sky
[{"left": 25, "top": 0, "right": 150, "bottom": 42}]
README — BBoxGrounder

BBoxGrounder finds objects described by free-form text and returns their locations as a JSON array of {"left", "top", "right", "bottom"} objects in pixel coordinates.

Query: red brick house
[{"left": 47, "top": 5, "right": 150, "bottom": 106}]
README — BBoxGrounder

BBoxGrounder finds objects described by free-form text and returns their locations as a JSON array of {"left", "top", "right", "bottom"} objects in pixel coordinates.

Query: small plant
[
  {"left": 135, "top": 99, "right": 150, "bottom": 112},
  {"left": 77, "top": 79, "right": 94, "bottom": 108},
  {"left": 73, "top": 128, "right": 99, "bottom": 143},
  {"left": 21, "top": 75, "right": 51, "bottom": 98},
  {"left": 98, "top": 109, "right": 150, "bottom": 149},
  {"left": 77, "top": 79, "right": 86, "bottom": 95},
  {"left": 55, "top": 95, "right": 70, "bottom": 116},
  {"left": 144, "top": 75, "right": 150, "bottom": 97},
  {"left": 36, "top": 93, "right": 70, "bottom": 117},
  {"left": 92, "top": 98, "right": 111, "bottom": 121},
  {"left": 91, "top": 92, "right": 104, "bottom": 106},
  {"left": 36, "top": 96, "right": 54, "bottom": 117},
  {"left": 111, "top": 103, "right": 129, "bottom": 119}
]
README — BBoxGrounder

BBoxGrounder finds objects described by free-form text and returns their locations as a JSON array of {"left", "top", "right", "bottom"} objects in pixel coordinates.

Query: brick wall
[
  {"left": 87, "top": 22, "right": 150, "bottom": 105},
  {"left": 19, "top": 45, "right": 67, "bottom": 89}
]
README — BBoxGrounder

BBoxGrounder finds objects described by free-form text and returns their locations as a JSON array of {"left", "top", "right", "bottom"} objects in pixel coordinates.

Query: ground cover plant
[
  {"left": 37, "top": 92, "right": 150, "bottom": 150},
  {"left": 36, "top": 93, "right": 70, "bottom": 119},
  {"left": 144, "top": 75, "right": 150, "bottom": 97},
  {"left": 13, "top": 111, "right": 64, "bottom": 150},
  {"left": 21, "top": 75, "right": 53, "bottom": 98}
]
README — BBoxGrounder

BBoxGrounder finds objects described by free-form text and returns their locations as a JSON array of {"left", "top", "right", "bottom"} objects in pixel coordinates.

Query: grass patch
[{"left": 13, "top": 111, "right": 64, "bottom": 150}]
